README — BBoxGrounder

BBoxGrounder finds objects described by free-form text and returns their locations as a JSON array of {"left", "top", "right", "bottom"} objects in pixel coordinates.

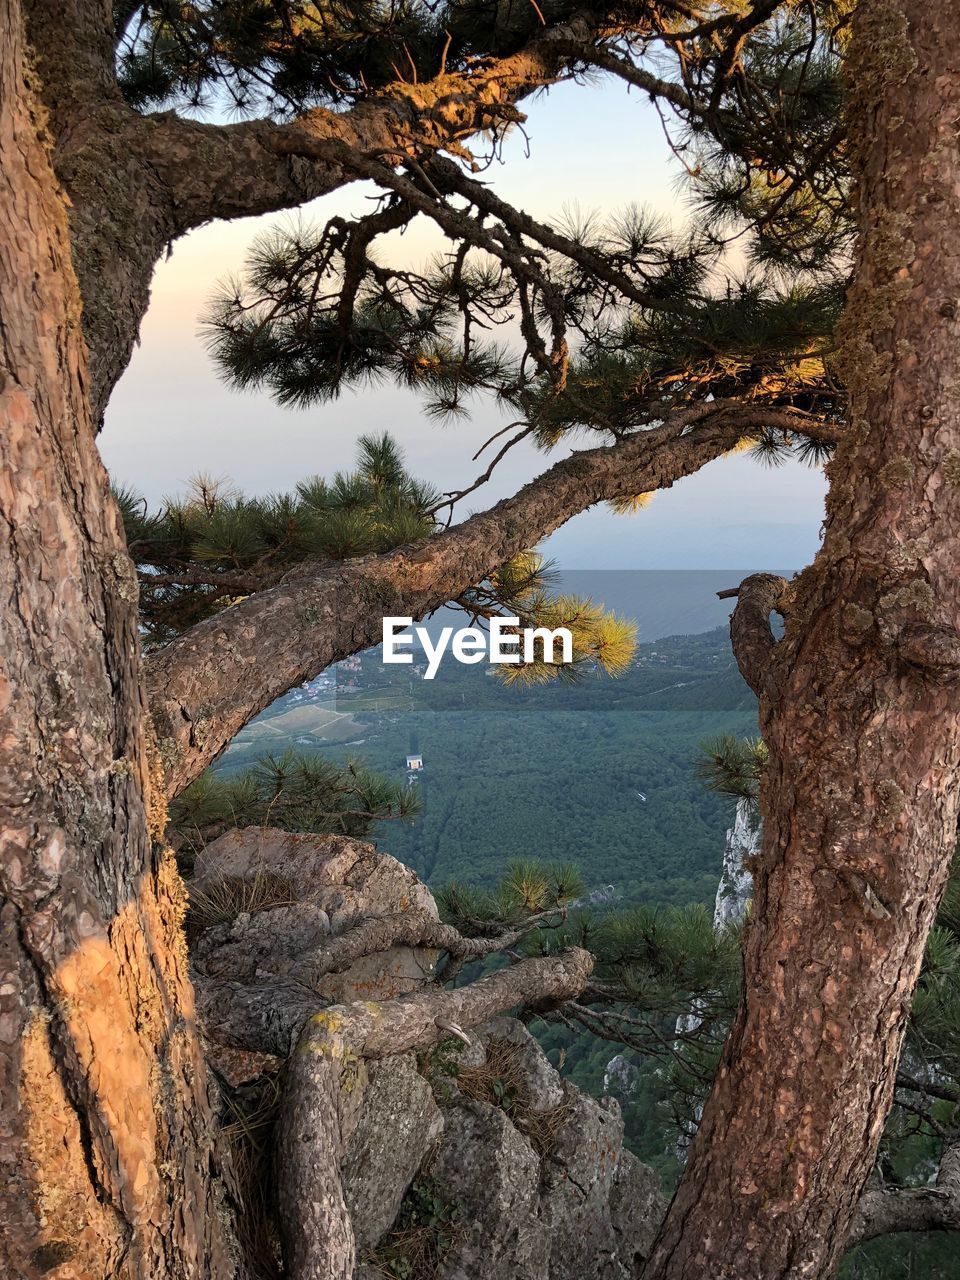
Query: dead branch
[
  {"left": 289, "top": 910, "right": 560, "bottom": 985},
  {"left": 847, "top": 1141, "right": 960, "bottom": 1245}
]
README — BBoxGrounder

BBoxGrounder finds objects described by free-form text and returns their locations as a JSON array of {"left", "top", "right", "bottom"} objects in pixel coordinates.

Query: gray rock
[
  {"left": 540, "top": 1091, "right": 630, "bottom": 1279},
  {"left": 714, "top": 796, "right": 759, "bottom": 929},
  {"left": 477, "top": 1018, "right": 565, "bottom": 1112},
  {"left": 192, "top": 901, "right": 332, "bottom": 983},
  {"left": 343, "top": 1054, "right": 444, "bottom": 1250},
  {"left": 192, "top": 828, "right": 438, "bottom": 1000},
  {"left": 195, "top": 828, "right": 437, "bottom": 921},
  {"left": 416, "top": 1020, "right": 665, "bottom": 1280},
  {"left": 188, "top": 831, "right": 668, "bottom": 1277},
  {"left": 608, "top": 1149, "right": 666, "bottom": 1269},
  {"left": 603, "top": 1053, "right": 640, "bottom": 1101},
  {"left": 432, "top": 1099, "right": 549, "bottom": 1280},
  {"left": 453, "top": 1035, "right": 487, "bottom": 1071}
]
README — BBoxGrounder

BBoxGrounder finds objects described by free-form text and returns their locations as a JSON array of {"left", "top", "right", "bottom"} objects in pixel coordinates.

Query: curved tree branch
[
  {"left": 274, "top": 946, "right": 593, "bottom": 1280},
  {"left": 281, "top": 910, "right": 562, "bottom": 986},
  {"left": 726, "top": 571, "right": 790, "bottom": 701},
  {"left": 147, "top": 405, "right": 833, "bottom": 799},
  {"left": 157, "top": 10, "right": 603, "bottom": 230},
  {"left": 47, "top": 9, "right": 606, "bottom": 417},
  {"left": 196, "top": 941, "right": 593, "bottom": 1060}
]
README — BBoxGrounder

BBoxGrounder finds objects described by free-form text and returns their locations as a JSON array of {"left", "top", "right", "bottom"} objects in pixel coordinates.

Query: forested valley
[
  {"left": 6, "top": 1, "right": 960, "bottom": 1277},
  {"left": 215, "top": 625, "right": 754, "bottom": 901}
]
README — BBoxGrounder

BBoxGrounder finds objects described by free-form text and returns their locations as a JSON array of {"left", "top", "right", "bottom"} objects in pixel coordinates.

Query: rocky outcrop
[
  {"left": 343, "top": 1054, "right": 445, "bottom": 1250},
  {"left": 349, "top": 1019, "right": 666, "bottom": 1280},
  {"left": 713, "top": 796, "right": 759, "bottom": 929},
  {"left": 603, "top": 1054, "right": 640, "bottom": 1101},
  {"left": 193, "top": 827, "right": 439, "bottom": 1002},
  {"left": 188, "top": 829, "right": 666, "bottom": 1276},
  {"left": 538, "top": 1088, "right": 653, "bottom": 1280},
  {"left": 432, "top": 1098, "right": 548, "bottom": 1279}
]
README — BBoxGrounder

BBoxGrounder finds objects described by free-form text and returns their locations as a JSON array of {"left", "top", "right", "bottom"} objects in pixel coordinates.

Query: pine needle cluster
[
  {"left": 117, "top": 0, "right": 576, "bottom": 116},
  {"left": 118, "top": 2, "right": 854, "bottom": 481},
  {"left": 170, "top": 747, "right": 419, "bottom": 859},
  {"left": 119, "top": 432, "right": 438, "bottom": 645},
  {"left": 454, "top": 553, "right": 638, "bottom": 686},
  {"left": 204, "top": 201, "right": 845, "bottom": 466},
  {"left": 695, "top": 734, "right": 767, "bottom": 801},
  {"left": 436, "top": 860, "right": 584, "bottom": 935}
]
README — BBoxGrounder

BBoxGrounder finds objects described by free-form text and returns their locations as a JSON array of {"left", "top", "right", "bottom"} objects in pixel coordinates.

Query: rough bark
[
  {"left": 196, "top": 938, "right": 593, "bottom": 1059},
  {"left": 269, "top": 909, "right": 557, "bottom": 986},
  {"left": 849, "top": 1144, "right": 960, "bottom": 1244},
  {"left": 0, "top": 5, "right": 231, "bottom": 1275},
  {"left": 147, "top": 404, "right": 828, "bottom": 799},
  {"left": 644, "top": 2, "right": 960, "bottom": 1277},
  {"left": 726, "top": 573, "right": 789, "bottom": 700}
]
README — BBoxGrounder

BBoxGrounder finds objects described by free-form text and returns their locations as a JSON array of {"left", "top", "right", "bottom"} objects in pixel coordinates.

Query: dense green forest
[
  {"left": 217, "top": 626, "right": 755, "bottom": 906},
  {"left": 214, "top": 626, "right": 751, "bottom": 1168}
]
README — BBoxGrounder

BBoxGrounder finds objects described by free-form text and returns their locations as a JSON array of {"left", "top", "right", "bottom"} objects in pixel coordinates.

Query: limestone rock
[
  {"left": 608, "top": 1149, "right": 665, "bottom": 1269},
  {"left": 343, "top": 1054, "right": 444, "bottom": 1250},
  {"left": 195, "top": 827, "right": 436, "bottom": 918},
  {"left": 714, "top": 796, "right": 759, "bottom": 929},
  {"left": 603, "top": 1053, "right": 640, "bottom": 1101},
  {"left": 186, "top": 835, "right": 668, "bottom": 1277},
  {"left": 192, "top": 828, "right": 438, "bottom": 1000},
  {"left": 350, "top": 1019, "right": 667, "bottom": 1280},
  {"left": 479, "top": 1018, "right": 565, "bottom": 1112},
  {"left": 540, "top": 1090, "right": 633, "bottom": 1279},
  {"left": 432, "top": 1099, "right": 548, "bottom": 1280}
]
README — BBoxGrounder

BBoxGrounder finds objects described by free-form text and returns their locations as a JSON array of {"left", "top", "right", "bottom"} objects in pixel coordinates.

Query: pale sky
[{"left": 98, "top": 77, "right": 827, "bottom": 571}]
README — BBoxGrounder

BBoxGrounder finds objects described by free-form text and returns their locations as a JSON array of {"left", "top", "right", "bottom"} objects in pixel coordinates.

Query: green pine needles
[
  {"left": 170, "top": 748, "right": 420, "bottom": 862},
  {"left": 118, "top": 432, "right": 439, "bottom": 646},
  {"left": 695, "top": 734, "right": 767, "bottom": 801}
]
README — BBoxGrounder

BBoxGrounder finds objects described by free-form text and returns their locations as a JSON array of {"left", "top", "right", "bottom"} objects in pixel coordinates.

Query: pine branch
[
  {"left": 848, "top": 1141, "right": 960, "bottom": 1244},
  {"left": 147, "top": 403, "right": 837, "bottom": 800},
  {"left": 130, "top": 9, "right": 611, "bottom": 233},
  {"left": 288, "top": 910, "right": 567, "bottom": 987}
]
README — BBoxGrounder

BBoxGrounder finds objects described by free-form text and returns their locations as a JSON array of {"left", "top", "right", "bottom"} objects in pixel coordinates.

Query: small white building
[{"left": 406, "top": 754, "right": 424, "bottom": 771}]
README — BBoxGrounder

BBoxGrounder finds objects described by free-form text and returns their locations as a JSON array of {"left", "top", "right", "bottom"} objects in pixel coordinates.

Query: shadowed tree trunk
[
  {"left": 644, "top": 1, "right": 960, "bottom": 1276},
  {"left": 0, "top": 12, "right": 595, "bottom": 1278},
  {"left": 6, "top": 1, "right": 960, "bottom": 1277},
  {"left": 0, "top": 5, "right": 232, "bottom": 1275}
]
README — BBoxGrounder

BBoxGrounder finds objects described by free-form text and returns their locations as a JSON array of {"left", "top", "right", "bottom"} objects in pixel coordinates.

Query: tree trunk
[
  {"left": 644, "top": 2, "right": 960, "bottom": 1277},
  {"left": 0, "top": 3, "right": 232, "bottom": 1275}
]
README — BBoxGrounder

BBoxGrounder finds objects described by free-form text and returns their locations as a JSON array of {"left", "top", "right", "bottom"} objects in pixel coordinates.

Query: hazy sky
[{"left": 99, "top": 77, "right": 827, "bottom": 571}]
